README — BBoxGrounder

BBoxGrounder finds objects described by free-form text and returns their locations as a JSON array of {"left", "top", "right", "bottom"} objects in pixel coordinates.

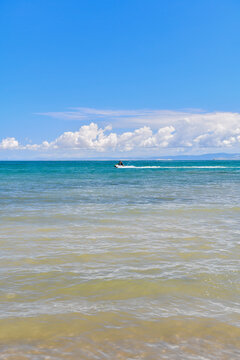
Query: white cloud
[
  {"left": 0, "top": 137, "right": 19, "bottom": 150},
  {"left": 38, "top": 107, "right": 202, "bottom": 130},
  {"left": 1, "top": 108, "right": 240, "bottom": 156},
  {"left": 117, "top": 126, "right": 175, "bottom": 151},
  {"left": 47, "top": 123, "right": 118, "bottom": 152},
  {"left": 40, "top": 123, "right": 175, "bottom": 152}
]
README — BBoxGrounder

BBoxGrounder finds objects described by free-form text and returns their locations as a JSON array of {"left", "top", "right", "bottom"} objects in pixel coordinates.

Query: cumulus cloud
[
  {"left": 117, "top": 126, "right": 175, "bottom": 151},
  {"left": 0, "top": 123, "right": 176, "bottom": 154},
  {"left": 0, "top": 137, "right": 19, "bottom": 150},
  {"left": 1, "top": 108, "right": 240, "bottom": 155},
  {"left": 49, "top": 123, "right": 117, "bottom": 152},
  {"left": 31, "top": 123, "right": 174, "bottom": 152}
]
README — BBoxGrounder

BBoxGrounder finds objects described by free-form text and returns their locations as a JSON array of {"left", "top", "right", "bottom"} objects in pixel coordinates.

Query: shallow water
[{"left": 0, "top": 160, "right": 240, "bottom": 359}]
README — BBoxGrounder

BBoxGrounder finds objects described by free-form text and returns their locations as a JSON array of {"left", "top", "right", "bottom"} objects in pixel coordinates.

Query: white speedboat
[{"left": 114, "top": 164, "right": 124, "bottom": 168}]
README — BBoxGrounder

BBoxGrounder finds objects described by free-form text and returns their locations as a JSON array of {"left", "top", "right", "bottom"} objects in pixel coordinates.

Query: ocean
[{"left": 0, "top": 160, "right": 240, "bottom": 359}]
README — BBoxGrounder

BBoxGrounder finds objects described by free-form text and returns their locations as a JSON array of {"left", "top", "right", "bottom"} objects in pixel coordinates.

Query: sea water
[{"left": 0, "top": 160, "right": 239, "bottom": 359}]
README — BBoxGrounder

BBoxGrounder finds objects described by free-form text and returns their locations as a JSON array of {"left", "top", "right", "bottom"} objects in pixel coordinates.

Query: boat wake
[{"left": 117, "top": 165, "right": 233, "bottom": 169}]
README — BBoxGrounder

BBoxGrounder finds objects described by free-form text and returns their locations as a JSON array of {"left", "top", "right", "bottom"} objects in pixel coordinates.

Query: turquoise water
[{"left": 0, "top": 160, "right": 240, "bottom": 359}]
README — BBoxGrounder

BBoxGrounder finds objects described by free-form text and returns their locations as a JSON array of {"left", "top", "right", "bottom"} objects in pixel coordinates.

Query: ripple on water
[{"left": 1, "top": 161, "right": 240, "bottom": 359}]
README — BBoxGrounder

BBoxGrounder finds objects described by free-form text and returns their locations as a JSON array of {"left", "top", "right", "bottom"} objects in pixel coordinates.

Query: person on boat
[{"left": 118, "top": 161, "right": 124, "bottom": 166}]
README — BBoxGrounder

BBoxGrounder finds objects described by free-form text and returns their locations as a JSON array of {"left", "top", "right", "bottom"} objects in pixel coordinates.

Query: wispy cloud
[{"left": 37, "top": 107, "right": 206, "bottom": 128}]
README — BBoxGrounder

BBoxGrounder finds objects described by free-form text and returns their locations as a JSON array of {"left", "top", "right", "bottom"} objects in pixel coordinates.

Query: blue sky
[{"left": 1, "top": 0, "right": 240, "bottom": 158}]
